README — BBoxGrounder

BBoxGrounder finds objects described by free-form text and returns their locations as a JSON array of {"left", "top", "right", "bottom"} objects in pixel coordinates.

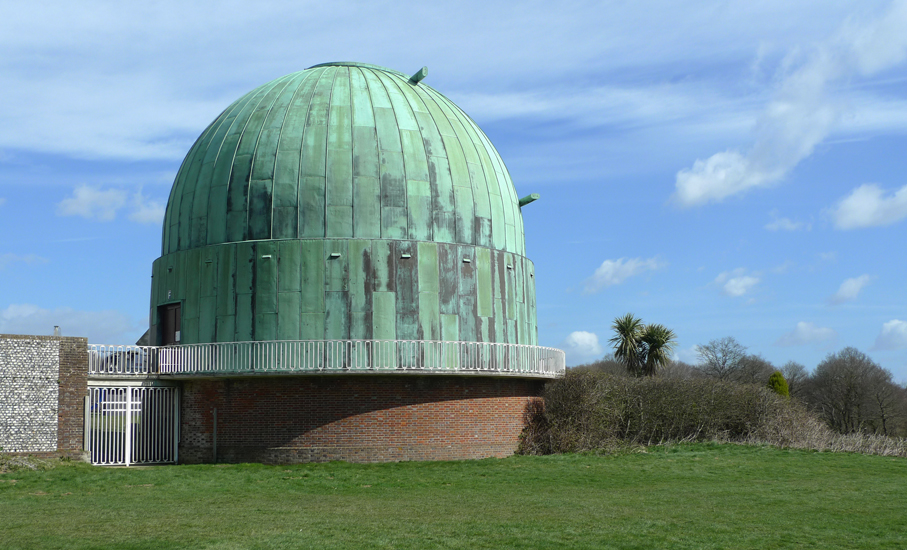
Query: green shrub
[
  {"left": 520, "top": 371, "right": 824, "bottom": 454},
  {"left": 767, "top": 371, "right": 789, "bottom": 397}
]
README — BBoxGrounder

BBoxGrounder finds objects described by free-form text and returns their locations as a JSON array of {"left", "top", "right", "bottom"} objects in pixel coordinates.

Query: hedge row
[{"left": 519, "top": 371, "right": 907, "bottom": 457}]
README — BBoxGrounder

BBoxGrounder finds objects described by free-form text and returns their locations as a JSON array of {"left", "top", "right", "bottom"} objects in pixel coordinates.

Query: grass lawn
[{"left": 1, "top": 443, "right": 905, "bottom": 549}]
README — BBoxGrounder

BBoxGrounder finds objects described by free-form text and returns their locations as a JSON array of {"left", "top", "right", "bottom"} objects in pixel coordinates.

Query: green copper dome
[
  {"left": 162, "top": 62, "right": 526, "bottom": 256},
  {"left": 151, "top": 63, "right": 538, "bottom": 348}
]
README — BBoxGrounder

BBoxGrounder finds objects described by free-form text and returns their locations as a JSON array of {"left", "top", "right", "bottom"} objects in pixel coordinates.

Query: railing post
[
  {"left": 83, "top": 395, "right": 90, "bottom": 454},
  {"left": 124, "top": 388, "right": 132, "bottom": 467}
]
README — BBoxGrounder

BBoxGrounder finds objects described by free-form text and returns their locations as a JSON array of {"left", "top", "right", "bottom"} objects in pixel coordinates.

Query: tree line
[{"left": 575, "top": 314, "right": 907, "bottom": 438}]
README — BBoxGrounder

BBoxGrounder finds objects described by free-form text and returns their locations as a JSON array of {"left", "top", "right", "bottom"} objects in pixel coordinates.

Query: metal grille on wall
[{"left": 85, "top": 386, "right": 179, "bottom": 466}]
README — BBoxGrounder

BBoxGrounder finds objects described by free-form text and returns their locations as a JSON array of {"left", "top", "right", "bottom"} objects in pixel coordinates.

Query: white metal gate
[{"left": 85, "top": 385, "right": 179, "bottom": 466}]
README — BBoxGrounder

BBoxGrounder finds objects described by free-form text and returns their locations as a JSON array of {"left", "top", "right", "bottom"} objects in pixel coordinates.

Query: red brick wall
[
  {"left": 57, "top": 337, "right": 88, "bottom": 453},
  {"left": 179, "top": 375, "right": 544, "bottom": 464}
]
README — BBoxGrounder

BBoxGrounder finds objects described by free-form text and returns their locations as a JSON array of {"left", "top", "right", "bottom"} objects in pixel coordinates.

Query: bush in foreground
[{"left": 520, "top": 371, "right": 907, "bottom": 457}]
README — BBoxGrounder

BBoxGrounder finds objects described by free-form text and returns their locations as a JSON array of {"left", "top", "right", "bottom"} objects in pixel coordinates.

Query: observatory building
[{"left": 0, "top": 62, "right": 564, "bottom": 465}]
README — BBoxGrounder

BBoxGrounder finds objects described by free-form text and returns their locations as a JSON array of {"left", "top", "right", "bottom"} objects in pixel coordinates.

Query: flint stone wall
[{"left": 0, "top": 335, "right": 87, "bottom": 453}]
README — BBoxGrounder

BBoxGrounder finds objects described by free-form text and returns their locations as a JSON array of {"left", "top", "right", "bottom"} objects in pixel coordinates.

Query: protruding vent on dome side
[
  {"left": 409, "top": 66, "right": 428, "bottom": 85},
  {"left": 519, "top": 194, "right": 540, "bottom": 207}
]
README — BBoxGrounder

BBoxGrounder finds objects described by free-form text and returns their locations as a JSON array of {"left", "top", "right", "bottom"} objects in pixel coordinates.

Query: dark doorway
[{"left": 160, "top": 303, "right": 181, "bottom": 345}]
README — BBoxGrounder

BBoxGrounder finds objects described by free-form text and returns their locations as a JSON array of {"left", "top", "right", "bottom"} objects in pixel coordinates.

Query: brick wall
[
  {"left": 0, "top": 334, "right": 87, "bottom": 454},
  {"left": 179, "top": 375, "right": 544, "bottom": 464},
  {"left": 57, "top": 337, "right": 88, "bottom": 452}
]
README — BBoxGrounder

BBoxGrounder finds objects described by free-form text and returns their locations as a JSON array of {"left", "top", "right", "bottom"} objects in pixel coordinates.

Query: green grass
[{"left": 1, "top": 444, "right": 905, "bottom": 549}]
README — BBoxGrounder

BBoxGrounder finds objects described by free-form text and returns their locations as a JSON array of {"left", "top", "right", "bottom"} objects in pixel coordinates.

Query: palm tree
[
  {"left": 608, "top": 314, "right": 677, "bottom": 377},
  {"left": 609, "top": 313, "right": 645, "bottom": 376},
  {"left": 639, "top": 323, "right": 677, "bottom": 377}
]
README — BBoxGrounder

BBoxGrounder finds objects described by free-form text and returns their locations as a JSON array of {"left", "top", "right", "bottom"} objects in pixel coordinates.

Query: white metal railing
[
  {"left": 89, "top": 340, "right": 565, "bottom": 378},
  {"left": 85, "top": 386, "right": 179, "bottom": 466}
]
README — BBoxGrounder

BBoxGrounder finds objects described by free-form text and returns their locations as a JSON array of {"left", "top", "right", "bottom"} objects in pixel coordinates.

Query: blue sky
[{"left": 1, "top": 0, "right": 906, "bottom": 381}]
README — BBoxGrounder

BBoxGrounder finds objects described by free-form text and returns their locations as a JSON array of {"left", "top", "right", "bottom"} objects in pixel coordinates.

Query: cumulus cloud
[
  {"left": 830, "top": 183, "right": 907, "bottom": 229},
  {"left": 583, "top": 257, "right": 666, "bottom": 294},
  {"left": 829, "top": 274, "right": 871, "bottom": 304},
  {"left": 57, "top": 185, "right": 127, "bottom": 221},
  {"left": 674, "top": 150, "right": 786, "bottom": 207},
  {"left": 57, "top": 185, "right": 167, "bottom": 223},
  {"left": 872, "top": 319, "right": 907, "bottom": 350},
  {"left": 776, "top": 322, "right": 838, "bottom": 346},
  {"left": 673, "top": 1, "right": 907, "bottom": 207},
  {"left": 765, "top": 209, "right": 810, "bottom": 231},
  {"left": 715, "top": 268, "right": 760, "bottom": 297},
  {"left": 129, "top": 190, "right": 166, "bottom": 224},
  {"left": 559, "top": 331, "right": 604, "bottom": 365},
  {"left": 0, "top": 253, "right": 47, "bottom": 270},
  {"left": 0, "top": 303, "right": 142, "bottom": 344}
]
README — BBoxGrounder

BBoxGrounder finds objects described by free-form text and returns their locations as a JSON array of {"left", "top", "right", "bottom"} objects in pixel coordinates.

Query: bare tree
[
  {"left": 864, "top": 373, "right": 906, "bottom": 436},
  {"left": 802, "top": 347, "right": 904, "bottom": 435},
  {"left": 734, "top": 354, "right": 775, "bottom": 385},
  {"left": 572, "top": 354, "right": 629, "bottom": 377},
  {"left": 780, "top": 361, "right": 808, "bottom": 398},
  {"left": 658, "top": 360, "right": 702, "bottom": 380},
  {"left": 694, "top": 337, "right": 747, "bottom": 381}
]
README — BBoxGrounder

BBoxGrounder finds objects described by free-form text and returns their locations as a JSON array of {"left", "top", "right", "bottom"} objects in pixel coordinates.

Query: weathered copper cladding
[{"left": 150, "top": 62, "right": 538, "bottom": 346}]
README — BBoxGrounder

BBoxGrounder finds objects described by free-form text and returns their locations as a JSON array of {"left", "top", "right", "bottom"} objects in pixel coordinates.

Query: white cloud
[
  {"left": 583, "top": 257, "right": 666, "bottom": 293},
  {"left": 560, "top": 331, "right": 604, "bottom": 365},
  {"left": 724, "top": 277, "right": 760, "bottom": 297},
  {"left": 765, "top": 209, "right": 810, "bottom": 231},
  {"left": 0, "top": 1, "right": 879, "bottom": 164},
  {"left": 818, "top": 251, "right": 837, "bottom": 262},
  {"left": 873, "top": 319, "right": 907, "bottom": 350},
  {"left": 673, "top": 345, "right": 699, "bottom": 364},
  {"left": 830, "top": 183, "right": 907, "bottom": 229},
  {"left": 772, "top": 261, "right": 794, "bottom": 274},
  {"left": 0, "top": 303, "right": 142, "bottom": 344},
  {"left": 56, "top": 185, "right": 168, "bottom": 223},
  {"left": 129, "top": 190, "right": 166, "bottom": 224},
  {"left": 673, "top": 1, "right": 907, "bottom": 207},
  {"left": 829, "top": 274, "right": 871, "bottom": 304},
  {"left": 0, "top": 253, "right": 48, "bottom": 270},
  {"left": 776, "top": 321, "right": 838, "bottom": 346},
  {"left": 674, "top": 150, "right": 783, "bottom": 207},
  {"left": 0, "top": 197, "right": 6, "bottom": 206},
  {"left": 57, "top": 185, "right": 127, "bottom": 221},
  {"left": 715, "top": 268, "right": 760, "bottom": 297}
]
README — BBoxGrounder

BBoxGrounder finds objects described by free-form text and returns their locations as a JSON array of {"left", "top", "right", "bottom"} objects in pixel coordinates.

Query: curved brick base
[{"left": 179, "top": 375, "right": 544, "bottom": 464}]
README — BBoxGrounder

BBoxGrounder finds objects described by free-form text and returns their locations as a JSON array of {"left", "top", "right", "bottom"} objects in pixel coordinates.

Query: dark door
[{"left": 160, "top": 304, "right": 181, "bottom": 345}]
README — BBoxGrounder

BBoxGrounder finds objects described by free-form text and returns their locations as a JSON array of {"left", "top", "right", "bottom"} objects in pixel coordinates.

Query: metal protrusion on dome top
[
  {"left": 409, "top": 66, "right": 428, "bottom": 84},
  {"left": 519, "top": 193, "right": 540, "bottom": 207}
]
